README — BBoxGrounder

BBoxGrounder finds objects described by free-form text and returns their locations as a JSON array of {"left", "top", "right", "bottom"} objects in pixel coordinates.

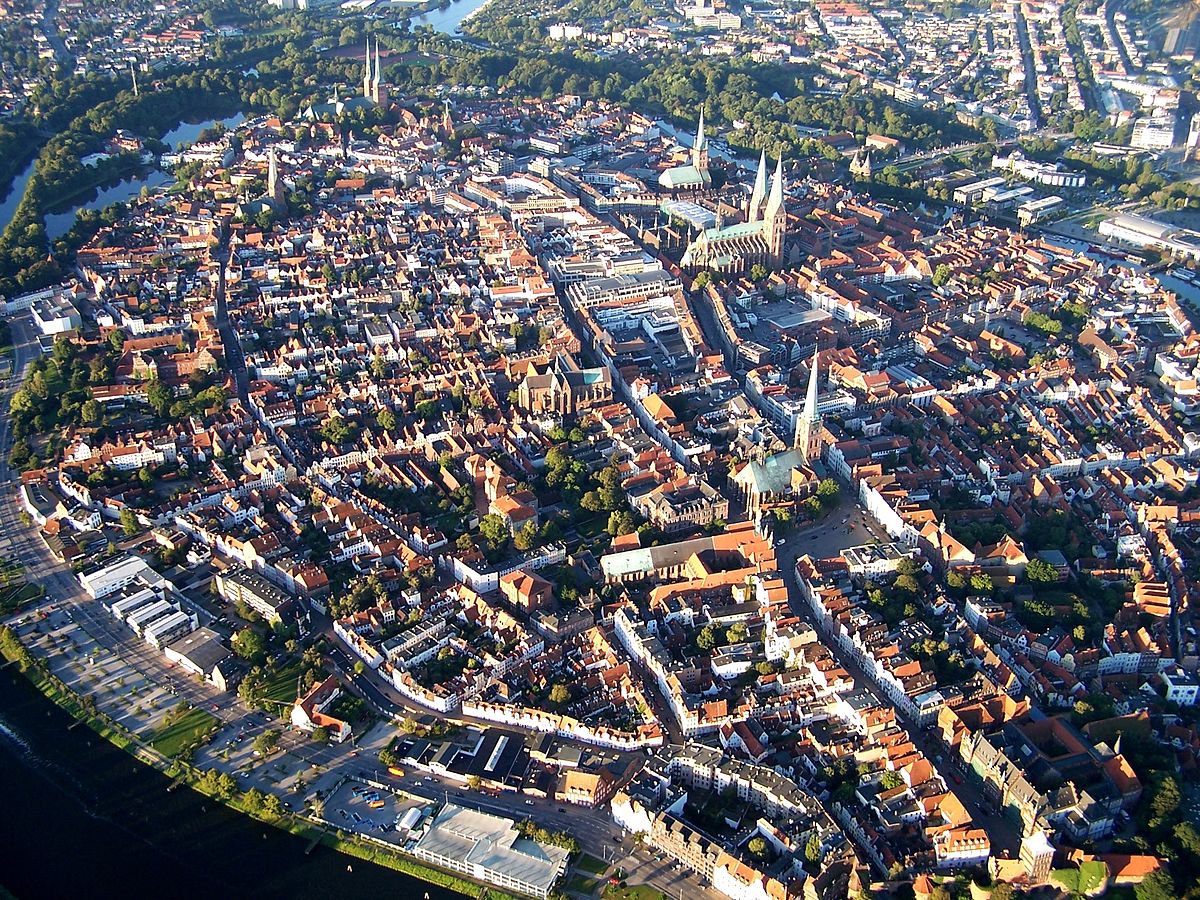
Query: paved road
[
  {"left": 40, "top": 0, "right": 72, "bottom": 70},
  {"left": 774, "top": 501, "right": 1022, "bottom": 855},
  {"left": 0, "top": 314, "right": 246, "bottom": 723},
  {"left": 211, "top": 228, "right": 251, "bottom": 406},
  {"left": 1012, "top": 3, "right": 1043, "bottom": 128}
]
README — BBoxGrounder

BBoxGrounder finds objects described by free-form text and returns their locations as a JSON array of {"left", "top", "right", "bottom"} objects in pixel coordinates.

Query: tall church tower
[
  {"left": 748, "top": 150, "right": 768, "bottom": 223},
  {"left": 362, "top": 36, "right": 373, "bottom": 100},
  {"left": 691, "top": 107, "right": 709, "bottom": 175},
  {"left": 794, "top": 347, "right": 823, "bottom": 463},
  {"left": 267, "top": 146, "right": 286, "bottom": 210},
  {"left": 764, "top": 156, "right": 786, "bottom": 266},
  {"left": 370, "top": 39, "right": 387, "bottom": 106}
]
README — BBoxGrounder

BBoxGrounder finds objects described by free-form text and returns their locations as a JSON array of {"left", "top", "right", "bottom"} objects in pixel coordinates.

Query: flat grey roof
[{"left": 412, "top": 804, "right": 569, "bottom": 892}]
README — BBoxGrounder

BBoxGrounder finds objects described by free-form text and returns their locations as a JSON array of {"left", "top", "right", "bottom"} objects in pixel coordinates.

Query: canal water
[
  {"left": 410, "top": 0, "right": 493, "bottom": 34},
  {"left": 0, "top": 672, "right": 464, "bottom": 900},
  {"left": 0, "top": 112, "right": 248, "bottom": 240},
  {"left": 0, "top": 158, "right": 35, "bottom": 235},
  {"left": 41, "top": 112, "right": 248, "bottom": 241}
]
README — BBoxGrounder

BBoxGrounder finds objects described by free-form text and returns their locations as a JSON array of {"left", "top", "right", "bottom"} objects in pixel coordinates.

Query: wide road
[
  {"left": 1012, "top": 3, "right": 1043, "bottom": 128},
  {"left": 0, "top": 314, "right": 243, "bottom": 724},
  {"left": 40, "top": 0, "right": 72, "bottom": 70}
]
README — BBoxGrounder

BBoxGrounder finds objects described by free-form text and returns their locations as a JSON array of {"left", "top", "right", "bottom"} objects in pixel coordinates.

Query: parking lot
[
  {"left": 13, "top": 606, "right": 194, "bottom": 740},
  {"left": 324, "top": 779, "right": 430, "bottom": 846}
]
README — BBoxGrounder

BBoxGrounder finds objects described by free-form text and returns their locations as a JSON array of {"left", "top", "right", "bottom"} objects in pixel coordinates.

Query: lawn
[
  {"left": 261, "top": 660, "right": 303, "bottom": 708},
  {"left": 1050, "top": 860, "right": 1107, "bottom": 896},
  {"left": 0, "top": 582, "right": 43, "bottom": 615},
  {"left": 576, "top": 853, "right": 609, "bottom": 877},
  {"left": 564, "top": 874, "right": 600, "bottom": 896},
  {"left": 0, "top": 557, "right": 43, "bottom": 615},
  {"left": 148, "top": 706, "right": 220, "bottom": 758},
  {"left": 602, "top": 886, "right": 663, "bottom": 900}
]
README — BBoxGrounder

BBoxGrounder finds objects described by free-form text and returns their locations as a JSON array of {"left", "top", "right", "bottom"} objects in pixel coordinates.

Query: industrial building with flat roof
[
  {"left": 79, "top": 554, "right": 174, "bottom": 600},
  {"left": 409, "top": 803, "right": 570, "bottom": 899}
]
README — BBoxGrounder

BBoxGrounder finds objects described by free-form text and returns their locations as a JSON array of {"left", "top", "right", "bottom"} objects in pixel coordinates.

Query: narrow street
[{"left": 774, "top": 502, "right": 1022, "bottom": 856}]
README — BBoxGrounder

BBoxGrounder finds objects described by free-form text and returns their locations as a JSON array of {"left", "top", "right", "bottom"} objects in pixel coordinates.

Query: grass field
[
  {"left": 261, "top": 661, "right": 303, "bottom": 708},
  {"left": 576, "top": 853, "right": 609, "bottom": 876},
  {"left": 0, "top": 582, "right": 43, "bottom": 615},
  {"left": 602, "top": 886, "right": 664, "bottom": 900},
  {"left": 0, "top": 557, "right": 43, "bottom": 615},
  {"left": 564, "top": 874, "right": 600, "bottom": 895},
  {"left": 1050, "top": 860, "right": 1108, "bottom": 895},
  {"left": 149, "top": 706, "right": 220, "bottom": 758}
]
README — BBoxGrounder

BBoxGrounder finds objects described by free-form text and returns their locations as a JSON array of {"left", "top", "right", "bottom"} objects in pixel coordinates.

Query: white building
[
  {"left": 408, "top": 804, "right": 570, "bottom": 899},
  {"left": 78, "top": 555, "right": 173, "bottom": 600}
]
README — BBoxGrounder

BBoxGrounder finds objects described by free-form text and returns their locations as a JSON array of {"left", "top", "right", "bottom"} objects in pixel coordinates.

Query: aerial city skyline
[{"left": 0, "top": 0, "right": 1197, "bottom": 899}]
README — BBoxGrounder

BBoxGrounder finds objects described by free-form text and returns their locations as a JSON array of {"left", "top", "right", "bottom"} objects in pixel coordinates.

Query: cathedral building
[
  {"left": 659, "top": 109, "right": 712, "bottom": 191},
  {"left": 730, "top": 349, "right": 825, "bottom": 523},
  {"left": 303, "top": 36, "right": 389, "bottom": 119},
  {"left": 363, "top": 37, "right": 388, "bottom": 106},
  {"left": 681, "top": 153, "right": 787, "bottom": 274}
]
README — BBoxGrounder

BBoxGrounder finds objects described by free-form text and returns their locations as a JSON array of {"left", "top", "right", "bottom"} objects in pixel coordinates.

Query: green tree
[
  {"left": 513, "top": 520, "right": 539, "bottom": 551},
  {"left": 253, "top": 728, "right": 280, "bottom": 756},
  {"left": 816, "top": 478, "right": 839, "bottom": 501},
  {"left": 479, "top": 514, "right": 509, "bottom": 547},
  {"left": 549, "top": 683, "right": 571, "bottom": 704},
  {"left": 80, "top": 398, "right": 101, "bottom": 425},
  {"left": 932, "top": 263, "right": 952, "bottom": 287},
  {"left": 880, "top": 770, "right": 904, "bottom": 790},
  {"left": 1135, "top": 871, "right": 1177, "bottom": 900},
  {"left": 119, "top": 507, "right": 139, "bottom": 536},
  {"left": 1149, "top": 775, "right": 1181, "bottom": 826},
  {"left": 747, "top": 836, "right": 769, "bottom": 859},
  {"left": 311, "top": 725, "right": 330, "bottom": 744},
  {"left": 243, "top": 788, "right": 265, "bottom": 813},
  {"left": 263, "top": 793, "right": 285, "bottom": 818},
  {"left": 377, "top": 408, "right": 396, "bottom": 433},
  {"left": 804, "top": 833, "right": 821, "bottom": 865},
  {"left": 969, "top": 572, "right": 994, "bottom": 593},
  {"left": 146, "top": 379, "right": 172, "bottom": 416},
  {"left": 696, "top": 624, "right": 718, "bottom": 651},
  {"left": 1026, "top": 557, "right": 1058, "bottom": 584},
  {"left": 232, "top": 627, "right": 266, "bottom": 664}
]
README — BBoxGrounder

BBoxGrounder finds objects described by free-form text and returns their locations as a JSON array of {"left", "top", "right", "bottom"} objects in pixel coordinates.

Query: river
[
  {"left": 408, "top": 0, "right": 494, "bottom": 34},
  {"left": 0, "top": 159, "right": 35, "bottom": 237},
  {"left": 0, "top": 671, "right": 464, "bottom": 900},
  {"left": 0, "top": 112, "right": 248, "bottom": 241}
]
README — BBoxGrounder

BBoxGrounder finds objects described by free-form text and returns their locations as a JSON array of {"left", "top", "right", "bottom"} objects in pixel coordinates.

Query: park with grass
[
  {"left": 0, "top": 557, "right": 44, "bottom": 616},
  {"left": 148, "top": 704, "right": 221, "bottom": 758},
  {"left": 602, "top": 885, "right": 663, "bottom": 900},
  {"left": 1050, "top": 861, "right": 1108, "bottom": 896}
]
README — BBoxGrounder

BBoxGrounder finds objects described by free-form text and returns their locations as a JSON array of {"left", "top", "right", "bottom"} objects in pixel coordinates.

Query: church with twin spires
[{"left": 681, "top": 148, "right": 788, "bottom": 274}]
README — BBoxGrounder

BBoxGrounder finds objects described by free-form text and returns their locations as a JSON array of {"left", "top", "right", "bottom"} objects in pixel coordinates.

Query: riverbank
[{"left": 0, "top": 626, "right": 506, "bottom": 900}]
